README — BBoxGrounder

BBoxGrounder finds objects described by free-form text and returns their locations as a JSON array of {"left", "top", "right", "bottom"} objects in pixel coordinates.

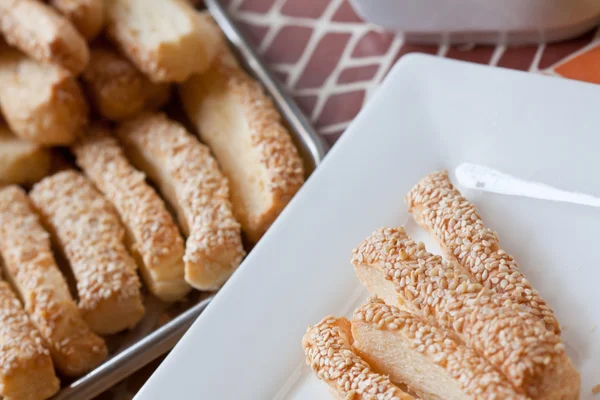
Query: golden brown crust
[
  {"left": 406, "top": 171, "right": 560, "bottom": 334},
  {"left": 105, "top": 0, "right": 222, "bottom": 82},
  {"left": 352, "top": 297, "right": 526, "bottom": 400},
  {"left": 0, "top": 124, "right": 51, "bottom": 185},
  {"left": 0, "top": 186, "right": 107, "bottom": 376},
  {"left": 50, "top": 0, "right": 105, "bottom": 40},
  {"left": 30, "top": 171, "right": 144, "bottom": 335},
  {"left": 302, "top": 316, "right": 414, "bottom": 400},
  {"left": 0, "top": 46, "right": 88, "bottom": 146},
  {"left": 351, "top": 227, "right": 579, "bottom": 399},
  {"left": 0, "top": 0, "right": 89, "bottom": 75},
  {"left": 74, "top": 125, "right": 190, "bottom": 302},
  {"left": 179, "top": 53, "right": 304, "bottom": 243},
  {"left": 82, "top": 45, "right": 171, "bottom": 121},
  {"left": 0, "top": 280, "right": 59, "bottom": 400},
  {"left": 116, "top": 113, "right": 245, "bottom": 290}
]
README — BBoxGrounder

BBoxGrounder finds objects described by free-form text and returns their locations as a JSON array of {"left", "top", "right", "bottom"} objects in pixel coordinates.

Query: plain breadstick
[
  {"left": 0, "top": 279, "right": 59, "bottom": 400},
  {"left": 302, "top": 316, "right": 414, "bottom": 400},
  {"left": 105, "top": 0, "right": 222, "bottom": 82},
  {"left": 0, "top": 186, "right": 107, "bottom": 376},
  {"left": 74, "top": 126, "right": 190, "bottom": 302},
  {"left": 50, "top": 0, "right": 105, "bottom": 40},
  {"left": 0, "top": 0, "right": 89, "bottom": 75},
  {"left": 351, "top": 227, "right": 579, "bottom": 399},
  {"left": 352, "top": 297, "right": 526, "bottom": 400},
  {"left": 179, "top": 53, "right": 304, "bottom": 243},
  {"left": 82, "top": 45, "right": 171, "bottom": 121},
  {"left": 405, "top": 171, "right": 560, "bottom": 334},
  {"left": 116, "top": 113, "right": 245, "bottom": 290},
  {"left": 0, "top": 123, "right": 51, "bottom": 185},
  {"left": 0, "top": 46, "right": 88, "bottom": 146},
  {"left": 30, "top": 171, "right": 145, "bottom": 335}
]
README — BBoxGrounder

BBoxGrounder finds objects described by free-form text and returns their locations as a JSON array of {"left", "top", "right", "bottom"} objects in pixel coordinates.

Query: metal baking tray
[{"left": 52, "top": 1, "right": 327, "bottom": 398}]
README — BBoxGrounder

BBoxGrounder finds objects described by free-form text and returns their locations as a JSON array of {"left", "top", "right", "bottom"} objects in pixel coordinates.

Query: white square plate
[{"left": 136, "top": 54, "right": 600, "bottom": 400}]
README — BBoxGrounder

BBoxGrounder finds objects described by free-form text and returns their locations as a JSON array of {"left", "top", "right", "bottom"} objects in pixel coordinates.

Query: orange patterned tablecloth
[{"left": 101, "top": 0, "right": 599, "bottom": 398}]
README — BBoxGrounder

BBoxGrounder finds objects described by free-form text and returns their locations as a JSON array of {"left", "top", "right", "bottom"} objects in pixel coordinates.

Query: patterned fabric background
[{"left": 99, "top": 0, "right": 599, "bottom": 398}]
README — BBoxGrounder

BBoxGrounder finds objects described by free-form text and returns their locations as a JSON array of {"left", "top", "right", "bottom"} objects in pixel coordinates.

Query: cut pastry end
[
  {"left": 82, "top": 45, "right": 171, "bottom": 121},
  {"left": 0, "top": 124, "right": 51, "bottom": 185},
  {"left": 184, "top": 240, "right": 245, "bottom": 291},
  {"left": 106, "top": 0, "right": 223, "bottom": 82},
  {"left": 81, "top": 294, "right": 145, "bottom": 335},
  {"left": 352, "top": 297, "right": 526, "bottom": 400},
  {"left": 0, "top": 46, "right": 88, "bottom": 146},
  {"left": 302, "top": 316, "right": 414, "bottom": 400},
  {"left": 50, "top": 0, "right": 105, "bottom": 40},
  {"left": 0, "top": 0, "right": 89, "bottom": 75}
]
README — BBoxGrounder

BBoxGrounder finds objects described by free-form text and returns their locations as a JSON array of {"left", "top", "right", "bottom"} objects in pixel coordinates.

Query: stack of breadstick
[
  {"left": 303, "top": 171, "right": 580, "bottom": 400},
  {"left": 0, "top": 0, "right": 304, "bottom": 398}
]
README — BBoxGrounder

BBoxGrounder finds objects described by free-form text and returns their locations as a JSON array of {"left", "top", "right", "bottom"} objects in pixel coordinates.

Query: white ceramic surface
[
  {"left": 349, "top": 0, "right": 600, "bottom": 44},
  {"left": 136, "top": 55, "right": 600, "bottom": 400}
]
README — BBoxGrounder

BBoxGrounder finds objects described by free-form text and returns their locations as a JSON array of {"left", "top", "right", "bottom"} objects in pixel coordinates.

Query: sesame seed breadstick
[
  {"left": 179, "top": 52, "right": 305, "bottom": 243},
  {"left": 352, "top": 297, "right": 526, "bottom": 400},
  {"left": 0, "top": 0, "right": 89, "bottom": 75},
  {"left": 0, "top": 46, "right": 88, "bottom": 146},
  {"left": 81, "top": 45, "right": 171, "bottom": 121},
  {"left": 351, "top": 227, "right": 579, "bottom": 399},
  {"left": 116, "top": 113, "right": 245, "bottom": 290},
  {"left": 49, "top": 0, "right": 105, "bottom": 40},
  {"left": 73, "top": 125, "right": 190, "bottom": 302},
  {"left": 0, "top": 123, "right": 51, "bottom": 186},
  {"left": 0, "top": 186, "right": 107, "bottom": 376},
  {"left": 0, "top": 278, "right": 59, "bottom": 400},
  {"left": 105, "top": 0, "right": 222, "bottom": 82},
  {"left": 30, "top": 171, "right": 145, "bottom": 335},
  {"left": 303, "top": 316, "right": 415, "bottom": 400},
  {"left": 405, "top": 171, "right": 560, "bottom": 334}
]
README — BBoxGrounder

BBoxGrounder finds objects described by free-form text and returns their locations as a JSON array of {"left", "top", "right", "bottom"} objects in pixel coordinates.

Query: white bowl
[{"left": 350, "top": 0, "right": 600, "bottom": 44}]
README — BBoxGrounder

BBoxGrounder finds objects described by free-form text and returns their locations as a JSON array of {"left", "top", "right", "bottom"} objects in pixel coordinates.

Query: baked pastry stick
[
  {"left": 352, "top": 297, "right": 526, "bottom": 400},
  {"left": 351, "top": 227, "right": 579, "bottom": 399},
  {"left": 0, "top": 0, "right": 89, "bottom": 75},
  {"left": 116, "top": 113, "right": 245, "bottom": 290},
  {"left": 0, "top": 278, "right": 59, "bottom": 400},
  {"left": 30, "top": 171, "right": 145, "bottom": 335},
  {"left": 73, "top": 126, "right": 190, "bottom": 302},
  {"left": 405, "top": 171, "right": 560, "bottom": 334},
  {"left": 0, "top": 123, "right": 51, "bottom": 186},
  {"left": 81, "top": 45, "right": 171, "bottom": 121},
  {"left": 105, "top": 0, "right": 222, "bottom": 82},
  {"left": 303, "top": 316, "right": 414, "bottom": 400},
  {"left": 49, "top": 0, "right": 105, "bottom": 40},
  {"left": 179, "top": 54, "right": 305, "bottom": 243},
  {"left": 0, "top": 46, "right": 88, "bottom": 146},
  {"left": 0, "top": 186, "right": 107, "bottom": 376}
]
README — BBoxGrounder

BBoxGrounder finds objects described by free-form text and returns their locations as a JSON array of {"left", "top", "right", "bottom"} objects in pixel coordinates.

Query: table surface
[{"left": 99, "top": 0, "right": 600, "bottom": 398}]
